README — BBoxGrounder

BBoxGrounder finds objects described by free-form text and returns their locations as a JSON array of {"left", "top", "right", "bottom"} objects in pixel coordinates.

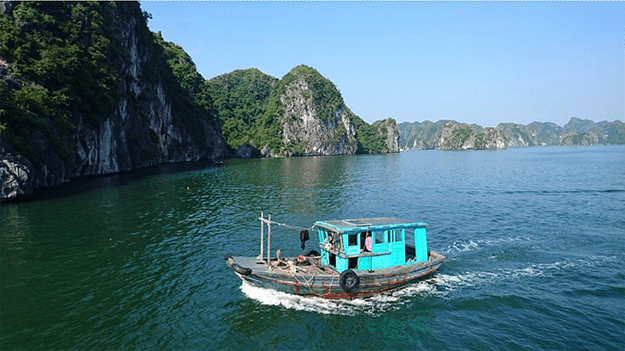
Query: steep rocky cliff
[
  {"left": 372, "top": 118, "right": 400, "bottom": 153},
  {"left": 0, "top": 1, "right": 225, "bottom": 199},
  {"left": 269, "top": 66, "right": 357, "bottom": 156},
  {"left": 438, "top": 122, "right": 507, "bottom": 150},
  {"left": 398, "top": 120, "right": 451, "bottom": 150}
]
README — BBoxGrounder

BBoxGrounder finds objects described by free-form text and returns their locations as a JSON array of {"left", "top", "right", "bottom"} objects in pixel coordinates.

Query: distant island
[{"left": 399, "top": 117, "right": 625, "bottom": 151}]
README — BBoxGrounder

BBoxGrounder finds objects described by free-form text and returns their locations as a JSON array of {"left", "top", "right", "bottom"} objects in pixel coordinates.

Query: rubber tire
[
  {"left": 231, "top": 263, "right": 252, "bottom": 276},
  {"left": 339, "top": 270, "right": 360, "bottom": 292},
  {"left": 304, "top": 250, "right": 320, "bottom": 257}
]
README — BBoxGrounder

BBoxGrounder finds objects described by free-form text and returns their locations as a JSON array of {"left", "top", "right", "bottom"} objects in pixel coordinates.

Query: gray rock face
[
  {"left": 0, "top": 147, "right": 31, "bottom": 198},
  {"left": 236, "top": 144, "right": 260, "bottom": 158},
  {"left": 398, "top": 120, "right": 452, "bottom": 150},
  {"left": 0, "top": 2, "right": 226, "bottom": 199},
  {"left": 375, "top": 118, "right": 400, "bottom": 153},
  {"left": 276, "top": 74, "right": 357, "bottom": 156}
]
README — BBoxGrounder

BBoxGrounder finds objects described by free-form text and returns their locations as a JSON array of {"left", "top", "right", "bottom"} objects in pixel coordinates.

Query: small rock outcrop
[
  {"left": 438, "top": 122, "right": 507, "bottom": 150},
  {"left": 373, "top": 118, "right": 400, "bottom": 153}
]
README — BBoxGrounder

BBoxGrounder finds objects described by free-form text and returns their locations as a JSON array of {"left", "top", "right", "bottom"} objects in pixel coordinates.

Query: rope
[
  {"left": 290, "top": 270, "right": 323, "bottom": 296},
  {"left": 270, "top": 220, "right": 314, "bottom": 232}
]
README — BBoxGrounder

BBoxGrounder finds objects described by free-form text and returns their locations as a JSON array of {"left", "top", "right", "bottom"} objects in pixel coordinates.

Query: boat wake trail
[
  {"left": 240, "top": 281, "right": 439, "bottom": 316},
  {"left": 427, "top": 255, "right": 621, "bottom": 295},
  {"left": 240, "top": 255, "right": 622, "bottom": 314}
]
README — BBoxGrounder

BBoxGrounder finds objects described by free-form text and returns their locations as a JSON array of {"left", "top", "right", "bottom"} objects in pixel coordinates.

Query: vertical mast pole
[
  {"left": 267, "top": 214, "right": 272, "bottom": 267},
  {"left": 258, "top": 212, "right": 264, "bottom": 260}
]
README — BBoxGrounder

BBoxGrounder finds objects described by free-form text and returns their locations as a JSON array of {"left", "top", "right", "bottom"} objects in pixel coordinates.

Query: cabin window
[
  {"left": 396, "top": 230, "right": 402, "bottom": 242},
  {"left": 405, "top": 228, "right": 416, "bottom": 261},
  {"left": 349, "top": 257, "right": 358, "bottom": 269},
  {"left": 374, "top": 231, "right": 385, "bottom": 244},
  {"left": 348, "top": 233, "right": 358, "bottom": 246},
  {"left": 387, "top": 230, "right": 402, "bottom": 243}
]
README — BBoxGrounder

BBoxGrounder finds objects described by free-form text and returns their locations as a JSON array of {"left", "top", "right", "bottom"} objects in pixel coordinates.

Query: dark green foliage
[
  {"left": 474, "top": 133, "right": 485, "bottom": 149},
  {"left": 443, "top": 124, "right": 473, "bottom": 148},
  {"left": 204, "top": 64, "right": 389, "bottom": 156},
  {"left": 204, "top": 69, "right": 277, "bottom": 151},
  {"left": 1, "top": 1, "right": 222, "bottom": 166},
  {"left": 353, "top": 115, "right": 386, "bottom": 154},
  {"left": 155, "top": 34, "right": 200, "bottom": 96},
  {"left": 0, "top": 1, "right": 123, "bottom": 159},
  {"left": 2, "top": 2, "right": 119, "bottom": 123}
]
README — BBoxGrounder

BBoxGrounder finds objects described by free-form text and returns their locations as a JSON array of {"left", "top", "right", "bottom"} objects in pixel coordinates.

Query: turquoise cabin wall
[
  {"left": 414, "top": 227, "right": 428, "bottom": 262},
  {"left": 314, "top": 221, "right": 429, "bottom": 272},
  {"left": 358, "top": 256, "right": 372, "bottom": 270},
  {"left": 337, "top": 258, "right": 348, "bottom": 272},
  {"left": 389, "top": 229, "right": 405, "bottom": 266},
  {"left": 317, "top": 228, "right": 329, "bottom": 265},
  {"left": 371, "top": 231, "right": 391, "bottom": 270}
]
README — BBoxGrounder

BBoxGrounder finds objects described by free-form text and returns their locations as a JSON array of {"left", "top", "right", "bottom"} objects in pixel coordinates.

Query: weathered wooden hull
[{"left": 225, "top": 252, "right": 445, "bottom": 299}]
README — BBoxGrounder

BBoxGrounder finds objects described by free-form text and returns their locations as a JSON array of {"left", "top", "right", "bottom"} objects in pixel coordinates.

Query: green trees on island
[
  {"left": 203, "top": 64, "right": 393, "bottom": 155},
  {"left": 203, "top": 68, "right": 278, "bottom": 152}
]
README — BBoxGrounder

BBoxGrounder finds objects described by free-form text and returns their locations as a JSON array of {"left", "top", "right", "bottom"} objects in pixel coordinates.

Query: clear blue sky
[{"left": 140, "top": 1, "right": 624, "bottom": 127}]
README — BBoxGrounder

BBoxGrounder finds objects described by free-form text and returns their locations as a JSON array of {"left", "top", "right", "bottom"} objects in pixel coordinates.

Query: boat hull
[{"left": 225, "top": 252, "right": 445, "bottom": 299}]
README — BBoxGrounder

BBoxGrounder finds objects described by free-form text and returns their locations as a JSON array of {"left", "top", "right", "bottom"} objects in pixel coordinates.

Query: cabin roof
[{"left": 314, "top": 217, "right": 427, "bottom": 233}]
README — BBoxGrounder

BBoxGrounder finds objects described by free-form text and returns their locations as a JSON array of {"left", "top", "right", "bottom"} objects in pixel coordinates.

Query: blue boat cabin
[{"left": 314, "top": 218, "right": 429, "bottom": 273}]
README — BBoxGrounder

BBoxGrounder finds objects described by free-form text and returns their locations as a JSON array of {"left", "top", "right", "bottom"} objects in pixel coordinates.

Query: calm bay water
[{"left": 1, "top": 146, "right": 624, "bottom": 350}]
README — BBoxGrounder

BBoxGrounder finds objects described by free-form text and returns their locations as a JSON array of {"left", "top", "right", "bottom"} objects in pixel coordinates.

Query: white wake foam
[
  {"left": 239, "top": 255, "right": 620, "bottom": 313},
  {"left": 239, "top": 280, "right": 439, "bottom": 315}
]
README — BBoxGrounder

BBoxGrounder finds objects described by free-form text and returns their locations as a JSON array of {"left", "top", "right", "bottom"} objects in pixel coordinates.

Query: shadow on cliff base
[{"left": 4, "top": 160, "right": 223, "bottom": 203}]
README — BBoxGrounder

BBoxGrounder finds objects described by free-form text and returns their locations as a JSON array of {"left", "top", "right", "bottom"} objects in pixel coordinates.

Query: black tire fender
[
  {"left": 231, "top": 263, "right": 252, "bottom": 276},
  {"left": 339, "top": 269, "right": 360, "bottom": 292},
  {"left": 304, "top": 250, "right": 320, "bottom": 257}
]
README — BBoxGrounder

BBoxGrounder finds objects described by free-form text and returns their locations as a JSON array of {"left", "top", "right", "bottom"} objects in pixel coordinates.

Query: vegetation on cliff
[
  {"left": 277, "top": 65, "right": 344, "bottom": 122},
  {"left": 353, "top": 116, "right": 399, "bottom": 153},
  {"left": 204, "top": 64, "right": 394, "bottom": 156},
  {"left": 0, "top": 1, "right": 226, "bottom": 199},
  {"left": 437, "top": 122, "right": 507, "bottom": 151},
  {"left": 0, "top": 1, "right": 221, "bottom": 166},
  {"left": 204, "top": 69, "right": 277, "bottom": 152},
  {"left": 150, "top": 32, "right": 219, "bottom": 145},
  {"left": 262, "top": 65, "right": 357, "bottom": 156},
  {"left": 0, "top": 1, "right": 122, "bottom": 163}
]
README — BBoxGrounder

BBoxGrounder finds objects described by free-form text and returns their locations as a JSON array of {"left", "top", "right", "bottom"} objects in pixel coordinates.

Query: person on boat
[{"left": 363, "top": 232, "right": 372, "bottom": 252}]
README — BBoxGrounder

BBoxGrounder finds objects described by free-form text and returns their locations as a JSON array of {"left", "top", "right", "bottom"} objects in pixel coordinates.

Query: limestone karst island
[{"left": 1, "top": 1, "right": 623, "bottom": 199}]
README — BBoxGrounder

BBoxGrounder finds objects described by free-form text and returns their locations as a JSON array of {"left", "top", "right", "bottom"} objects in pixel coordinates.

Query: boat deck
[
  {"left": 231, "top": 256, "right": 339, "bottom": 276},
  {"left": 231, "top": 251, "right": 445, "bottom": 278}
]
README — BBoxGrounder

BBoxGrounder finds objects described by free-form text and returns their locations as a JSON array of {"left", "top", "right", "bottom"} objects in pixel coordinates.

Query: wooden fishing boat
[{"left": 225, "top": 213, "right": 445, "bottom": 299}]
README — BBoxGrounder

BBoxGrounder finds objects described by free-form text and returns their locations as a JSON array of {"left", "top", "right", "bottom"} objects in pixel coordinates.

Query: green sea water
[{"left": 1, "top": 146, "right": 624, "bottom": 350}]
